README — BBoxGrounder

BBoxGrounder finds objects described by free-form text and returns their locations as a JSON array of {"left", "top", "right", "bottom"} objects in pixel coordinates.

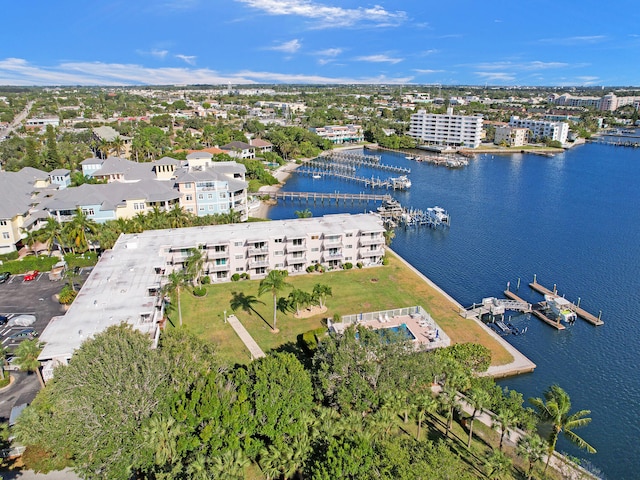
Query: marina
[
  {"left": 295, "top": 168, "right": 412, "bottom": 190},
  {"left": 376, "top": 198, "right": 451, "bottom": 229},
  {"left": 528, "top": 278, "right": 604, "bottom": 326},
  {"left": 263, "top": 190, "right": 392, "bottom": 204}
]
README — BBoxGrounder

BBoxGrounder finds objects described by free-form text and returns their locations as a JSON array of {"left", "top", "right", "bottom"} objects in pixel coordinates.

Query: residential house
[{"left": 220, "top": 141, "right": 255, "bottom": 159}]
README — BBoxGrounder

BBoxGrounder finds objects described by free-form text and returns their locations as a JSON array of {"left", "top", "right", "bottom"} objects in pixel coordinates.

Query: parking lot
[{"left": 0, "top": 269, "right": 89, "bottom": 423}]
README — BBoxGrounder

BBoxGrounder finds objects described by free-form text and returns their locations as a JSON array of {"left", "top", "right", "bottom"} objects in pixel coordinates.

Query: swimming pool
[{"left": 376, "top": 323, "right": 416, "bottom": 342}]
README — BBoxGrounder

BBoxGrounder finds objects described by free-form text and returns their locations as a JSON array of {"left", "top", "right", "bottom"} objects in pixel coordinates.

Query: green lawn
[{"left": 170, "top": 251, "right": 513, "bottom": 366}]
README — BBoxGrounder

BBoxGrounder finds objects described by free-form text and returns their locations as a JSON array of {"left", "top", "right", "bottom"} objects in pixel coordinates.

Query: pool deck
[{"left": 345, "top": 314, "right": 449, "bottom": 350}]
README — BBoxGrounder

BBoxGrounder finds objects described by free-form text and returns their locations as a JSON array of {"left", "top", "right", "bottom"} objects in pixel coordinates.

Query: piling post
[
  {"left": 533, "top": 273, "right": 537, "bottom": 284},
  {"left": 598, "top": 310, "right": 602, "bottom": 321},
  {"left": 553, "top": 284, "right": 557, "bottom": 294},
  {"left": 517, "top": 277, "right": 521, "bottom": 290},
  {"left": 577, "top": 297, "right": 581, "bottom": 308}
]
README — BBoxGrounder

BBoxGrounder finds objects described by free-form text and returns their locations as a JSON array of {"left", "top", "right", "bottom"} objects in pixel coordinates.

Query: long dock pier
[
  {"left": 529, "top": 280, "right": 604, "bottom": 326},
  {"left": 322, "top": 150, "right": 381, "bottom": 164},
  {"left": 264, "top": 191, "right": 392, "bottom": 204},
  {"left": 504, "top": 289, "right": 565, "bottom": 330},
  {"left": 310, "top": 156, "right": 411, "bottom": 174},
  {"left": 296, "top": 169, "right": 408, "bottom": 189}
]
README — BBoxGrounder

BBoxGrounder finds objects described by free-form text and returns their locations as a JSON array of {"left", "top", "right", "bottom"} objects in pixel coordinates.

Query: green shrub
[
  {"left": 200, "top": 275, "right": 211, "bottom": 285},
  {"left": 306, "top": 265, "right": 315, "bottom": 273},
  {"left": 231, "top": 273, "right": 241, "bottom": 282},
  {"left": 64, "top": 252, "right": 99, "bottom": 269},
  {"left": 381, "top": 256, "right": 389, "bottom": 266},
  {"left": 343, "top": 262, "right": 353, "bottom": 270},
  {"left": 58, "top": 285, "right": 78, "bottom": 305},
  {"left": 241, "top": 273, "right": 250, "bottom": 280},
  {"left": 357, "top": 262, "right": 363, "bottom": 269},
  {"left": 0, "top": 251, "right": 19, "bottom": 262},
  {"left": 193, "top": 286, "right": 207, "bottom": 297},
  {"left": 0, "top": 256, "right": 58, "bottom": 274}
]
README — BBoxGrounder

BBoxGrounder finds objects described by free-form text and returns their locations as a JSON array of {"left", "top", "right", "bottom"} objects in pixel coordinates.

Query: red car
[{"left": 24, "top": 270, "right": 39, "bottom": 281}]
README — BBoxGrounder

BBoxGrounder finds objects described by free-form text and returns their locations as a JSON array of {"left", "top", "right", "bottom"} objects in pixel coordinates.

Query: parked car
[
  {"left": 7, "top": 314, "right": 36, "bottom": 327},
  {"left": 9, "top": 328, "right": 38, "bottom": 339},
  {"left": 0, "top": 271, "right": 10, "bottom": 283},
  {"left": 23, "top": 270, "right": 39, "bottom": 281},
  {"left": 0, "top": 314, "right": 9, "bottom": 326}
]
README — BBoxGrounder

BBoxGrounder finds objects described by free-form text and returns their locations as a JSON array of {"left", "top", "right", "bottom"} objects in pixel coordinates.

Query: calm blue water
[{"left": 268, "top": 143, "right": 640, "bottom": 479}]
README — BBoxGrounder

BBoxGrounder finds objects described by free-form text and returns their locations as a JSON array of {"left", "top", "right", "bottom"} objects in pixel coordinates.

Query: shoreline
[{"left": 253, "top": 155, "right": 535, "bottom": 378}]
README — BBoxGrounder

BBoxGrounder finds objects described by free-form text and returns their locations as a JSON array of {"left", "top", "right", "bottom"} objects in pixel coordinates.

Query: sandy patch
[{"left": 293, "top": 305, "right": 327, "bottom": 319}]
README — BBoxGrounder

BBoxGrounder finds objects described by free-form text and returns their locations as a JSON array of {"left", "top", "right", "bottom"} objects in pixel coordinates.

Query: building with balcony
[
  {"left": 408, "top": 108, "right": 483, "bottom": 149},
  {"left": 494, "top": 126, "right": 529, "bottom": 147},
  {"left": 37, "top": 213, "right": 386, "bottom": 380},
  {"left": 508, "top": 116, "right": 569, "bottom": 144},
  {"left": 310, "top": 125, "right": 364, "bottom": 144}
]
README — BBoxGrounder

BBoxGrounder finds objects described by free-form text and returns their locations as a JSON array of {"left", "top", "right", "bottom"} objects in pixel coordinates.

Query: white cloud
[
  {"left": 136, "top": 49, "right": 169, "bottom": 59},
  {"left": 266, "top": 39, "right": 302, "bottom": 53},
  {"left": 236, "top": 0, "right": 407, "bottom": 28},
  {"left": 0, "top": 57, "right": 413, "bottom": 86},
  {"left": 474, "top": 71, "right": 516, "bottom": 82},
  {"left": 355, "top": 54, "right": 403, "bottom": 64},
  {"left": 414, "top": 69, "right": 444, "bottom": 74},
  {"left": 315, "top": 48, "right": 342, "bottom": 57},
  {"left": 538, "top": 35, "right": 606, "bottom": 45},
  {"left": 175, "top": 54, "right": 197, "bottom": 65},
  {"left": 473, "top": 61, "right": 570, "bottom": 71}
]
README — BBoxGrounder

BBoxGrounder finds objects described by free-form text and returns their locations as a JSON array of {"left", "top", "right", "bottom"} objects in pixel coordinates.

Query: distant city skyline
[{"left": 1, "top": 0, "right": 639, "bottom": 87}]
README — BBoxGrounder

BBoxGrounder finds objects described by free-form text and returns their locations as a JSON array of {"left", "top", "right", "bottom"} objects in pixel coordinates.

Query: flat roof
[{"left": 38, "top": 213, "right": 384, "bottom": 362}]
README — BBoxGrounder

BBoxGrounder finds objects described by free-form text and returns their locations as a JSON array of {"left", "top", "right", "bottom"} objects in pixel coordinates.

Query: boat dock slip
[
  {"left": 504, "top": 289, "right": 566, "bottom": 330},
  {"left": 529, "top": 280, "right": 604, "bottom": 326},
  {"left": 266, "top": 191, "right": 392, "bottom": 203}
]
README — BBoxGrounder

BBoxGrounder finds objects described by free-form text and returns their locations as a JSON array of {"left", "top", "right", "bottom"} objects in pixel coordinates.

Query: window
[
  {"left": 208, "top": 205, "right": 214, "bottom": 210},
  {"left": 185, "top": 195, "right": 193, "bottom": 201},
  {"left": 198, "top": 194, "right": 204, "bottom": 200},
  {"left": 311, "top": 248, "right": 319, "bottom": 252},
  {"left": 346, "top": 245, "right": 353, "bottom": 249},
  {"left": 0, "top": 220, "right": 7, "bottom": 226},
  {"left": 275, "top": 251, "right": 283, "bottom": 256},
  {"left": 236, "top": 267, "right": 244, "bottom": 272},
  {"left": 275, "top": 263, "right": 284, "bottom": 268},
  {"left": 235, "top": 254, "right": 244, "bottom": 260},
  {"left": 199, "top": 207, "right": 205, "bottom": 211},
  {"left": 219, "top": 192, "right": 226, "bottom": 199},
  {"left": 215, "top": 258, "right": 226, "bottom": 266},
  {"left": 234, "top": 241, "right": 243, "bottom": 247},
  {"left": 292, "top": 238, "right": 303, "bottom": 246},
  {"left": 184, "top": 182, "right": 192, "bottom": 189},
  {"left": 82, "top": 208, "right": 95, "bottom": 215},
  {"left": 2, "top": 232, "right": 9, "bottom": 239},
  {"left": 208, "top": 194, "right": 213, "bottom": 199},
  {"left": 256, "top": 267, "right": 266, "bottom": 274},
  {"left": 346, "top": 232, "right": 353, "bottom": 237},
  {"left": 274, "top": 238, "right": 283, "bottom": 243},
  {"left": 311, "top": 235, "right": 319, "bottom": 240}
]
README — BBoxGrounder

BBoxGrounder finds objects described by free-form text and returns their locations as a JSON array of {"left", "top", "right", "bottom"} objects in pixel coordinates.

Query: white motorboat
[{"left": 544, "top": 294, "right": 577, "bottom": 323}]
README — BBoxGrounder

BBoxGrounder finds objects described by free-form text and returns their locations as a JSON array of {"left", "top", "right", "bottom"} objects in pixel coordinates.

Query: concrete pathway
[{"left": 226, "top": 314, "right": 265, "bottom": 360}]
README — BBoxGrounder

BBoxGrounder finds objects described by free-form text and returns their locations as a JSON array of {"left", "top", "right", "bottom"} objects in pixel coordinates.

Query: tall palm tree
[
  {"left": 312, "top": 283, "right": 332, "bottom": 309},
  {"left": 210, "top": 449, "right": 249, "bottom": 480},
  {"left": 186, "top": 452, "right": 210, "bottom": 480},
  {"left": 493, "top": 405, "right": 518, "bottom": 451},
  {"left": 167, "top": 204, "right": 190, "bottom": 228},
  {"left": 20, "top": 228, "right": 40, "bottom": 254},
  {"left": 111, "top": 135, "right": 125, "bottom": 157},
  {"left": 517, "top": 432, "right": 548, "bottom": 480},
  {"left": 414, "top": 392, "right": 438, "bottom": 441},
  {"left": 258, "top": 269, "right": 290, "bottom": 332},
  {"left": 163, "top": 271, "right": 186, "bottom": 326},
  {"left": 14, "top": 339, "right": 43, "bottom": 373},
  {"left": 142, "top": 415, "right": 184, "bottom": 467},
  {"left": 64, "top": 208, "right": 98, "bottom": 253},
  {"left": 466, "top": 387, "right": 490, "bottom": 448},
  {"left": 288, "top": 288, "right": 312, "bottom": 316},
  {"left": 529, "top": 384, "right": 596, "bottom": 473},
  {"left": 37, "top": 217, "right": 65, "bottom": 254},
  {"left": 184, "top": 248, "right": 205, "bottom": 286},
  {"left": 438, "top": 386, "right": 458, "bottom": 438}
]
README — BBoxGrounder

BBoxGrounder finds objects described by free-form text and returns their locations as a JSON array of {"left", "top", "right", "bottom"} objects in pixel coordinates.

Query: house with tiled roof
[{"left": 250, "top": 138, "right": 273, "bottom": 153}]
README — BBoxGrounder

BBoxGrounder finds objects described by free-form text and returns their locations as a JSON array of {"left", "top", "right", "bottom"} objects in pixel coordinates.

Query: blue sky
[{"left": 1, "top": 0, "right": 638, "bottom": 87}]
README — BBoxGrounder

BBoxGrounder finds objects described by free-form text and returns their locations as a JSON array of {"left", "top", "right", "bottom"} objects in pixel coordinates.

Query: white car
[{"left": 7, "top": 314, "right": 36, "bottom": 327}]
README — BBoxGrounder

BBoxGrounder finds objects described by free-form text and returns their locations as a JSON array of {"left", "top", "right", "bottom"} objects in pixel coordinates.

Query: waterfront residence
[
  {"left": 494, "top": 126, "right": 529, "bottom": 147},
  {"left": 37, "top": 213, "right": 386, "bottom": 380},
  {"left": 220, "top": 141, "right": 255, "bottom": 159},
  {"left": 408, "top": 107, "right": 483, "bottom": 149},
  {"left": 509, "top": 116, "right": 569, "bottom": 144},
  {"left": 92, "top": 125, "right": 132, "bottom": 159},
  {"left": 310, "top": 124, "right": 364, "bottom": 144}
]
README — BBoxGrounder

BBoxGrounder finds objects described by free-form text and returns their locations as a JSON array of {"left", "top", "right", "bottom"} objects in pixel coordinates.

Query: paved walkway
[{"left": 226, "top": 314, "right": 265, "bottom": 360}]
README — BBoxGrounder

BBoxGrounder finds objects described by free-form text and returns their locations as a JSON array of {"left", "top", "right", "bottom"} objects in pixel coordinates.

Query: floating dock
[
  {"left": 529, "top": 280, "right": 604, "bottom": 326},
  {"left": 504, "top": 289, "right": 565, "bottom": 330},
  {"left": 265, "top": 191, "right": 391, "bottom": 204}
]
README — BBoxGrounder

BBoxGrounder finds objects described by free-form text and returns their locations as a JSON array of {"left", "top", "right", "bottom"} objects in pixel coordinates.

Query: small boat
[
  {"left": 544, "top": 295, "right": 577, "bottom": 324},
  {"left": 391, "top": 175, "right": 411, "bottom": 190},
  {"left": 312, "top": 174, "right": 322, "bottom": 179},
  {"left": 426, "top": 206, "right": 450, "bottom": 226},
  {"left": 405, "top": 155, "right": 414, "bottom": 160}
]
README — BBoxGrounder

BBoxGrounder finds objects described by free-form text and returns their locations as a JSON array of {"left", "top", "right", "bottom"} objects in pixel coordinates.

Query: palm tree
[
  {"left": 484, "top": 449, "right": 512, "bottom": 480},
  {"left": 383, "top": 228, "right": 395, "bottom": 246},
  {"left": 529, "top": 384, "right": 596, "bottom": 473},
  {"left": 184, "top": 248, "right": 205, "bottom": 286},
  {"left": 294, "top": 208, "right": 313, "bottom": 218},
  {"left": 414, "top": 392, "right": 438, "bottom": 441},
  {"left": 258, "top": 269, "right": 290, "bottom": 332},
  {"left": 64, "top": 208, "right": 98, "bottom": 253},
  {"left": 186, "top": 452, "right": 210, "bottom": 480},
  {"left": 163, "top": 271, "right": 186, "bottom": 326},
  {"left": 97, "top": 137, "right": 111, "bottom": 159},
  {"left": 517, "top": 432, "right": 548, "bottom": 480},
  {"left": 0, "top": 344, "right": 8, "bottom": 380},
  {"left": 14, "top": 339, "right": 43, "bottom": 373},
  {"left": 167, "top": 204, "right": 190, "bottom": 228},
  {"left": 111, "top": 135, "right": 125, "bottom": 157},
  {"left": 142, "top": 415, "right": 184, "bottom": 467},
  {"left": 20, "top": 228, "right": 41, "bottom": 255},
  {"left": 288, "top": 288, "right": 312, "bottom": 316},
  {"left": 37, "top": 217, "right": 65, "bottom": 254},
  {"left": 210, "top": 449, "right": 249, "bottom": 480},
  {"left": 438, "top": 386, "right": 458, "bottom": 438},
  {"left": 466, "top": 387, "right": 490, "bottom": 448},
  {"left": 312, "top": 283, "right": 332, "bottom": 309},
  {"left": 493, "top": 405, "right": 518, "bottom": 451}
]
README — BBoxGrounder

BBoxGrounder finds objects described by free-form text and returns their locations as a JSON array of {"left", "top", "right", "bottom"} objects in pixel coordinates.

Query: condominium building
[
  {"left": 408, "top": 108, "right": 483, "bottom": 149},
  {"left": 310, "top": 125, "right": 364, "bottom": 144},
  {"left": 509, "top": 116, "right": 569, "bottom": 144},
  {"left": 494, "top": 126, "right": 529, "bottom": 147},
  {"left": 37, "top": 213, "right": 386, "bottom": 379}
]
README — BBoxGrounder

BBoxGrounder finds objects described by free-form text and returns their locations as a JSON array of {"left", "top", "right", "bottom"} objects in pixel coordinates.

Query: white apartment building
[
  {"left": 408, "top": 108, "right": 483, "bottom": 149},
  {"left": 494, "top": 126, "right": 529, "bottom": 147},
  {"left": 509, "top": 116, "right": 569, "bottom": 144},
  {"left": 310, "top": 125, "right": 364, "bottom": 144},
  {"left": 37, "top": 213, "right": 386, "bottom": 379}
]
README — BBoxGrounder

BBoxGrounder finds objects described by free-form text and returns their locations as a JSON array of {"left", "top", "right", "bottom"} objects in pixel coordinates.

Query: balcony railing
[
  {"left": 207, "top": 250, "right": 228, "bottom": 259},
  {"left": 359, "top": 236, "right": 383, "bottom": 246},
  {"left": 323, "top": 251, "right": 343, "bottom": 260},
  {"left": 286, "top": 243, "right": 306, "bottom": 253},
  {"left": 247, "top": 246, "right": 269, "bottom": 256},
  {"left": 249, "top": 259, "right": 270, "bottom": 268},
  {"left": 359, "top": 248, "right": 384, "bottom": 258},
  {"left": 210, "top": 263, "right": 230, "bottom": 272}
]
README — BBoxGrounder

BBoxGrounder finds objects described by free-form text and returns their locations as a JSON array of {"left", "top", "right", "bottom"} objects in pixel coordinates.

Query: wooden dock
[
  {"left": 529, "top": 281, "right": 604, "bottom": 326},
  {"left": 504, "top": 289, "right": 565, "bottom": 330},
  {"left": 265, "top": 191, "right": 392, "bottom": 203}
]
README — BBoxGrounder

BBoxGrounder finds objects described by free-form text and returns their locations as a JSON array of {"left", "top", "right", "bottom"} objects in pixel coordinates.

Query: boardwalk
[
  {"left": 265, "top": 190, "right": 392, "bottom": 203},
  {"left": 226, "top": 314, "right": 266, "bottom": 360}
]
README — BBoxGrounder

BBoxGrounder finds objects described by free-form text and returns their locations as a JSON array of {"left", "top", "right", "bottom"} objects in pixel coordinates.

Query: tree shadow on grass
[
  {"left": 272, "top": 339, "right": 314, "bottom": 369},
  {"left": 229, "top": 291, "right": 271, "bottom": 329}
]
